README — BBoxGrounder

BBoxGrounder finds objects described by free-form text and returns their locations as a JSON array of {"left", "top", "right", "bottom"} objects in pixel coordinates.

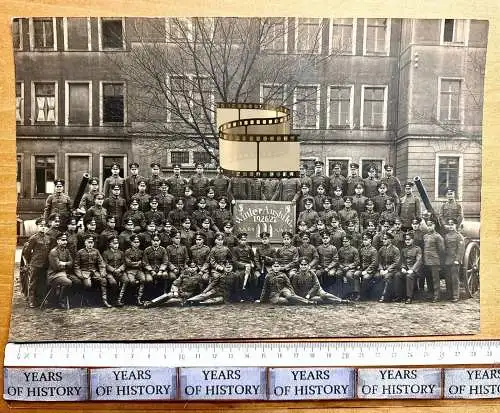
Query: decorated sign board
[{"left": 233, "top": 200, "right": 296, "bottom": 242}]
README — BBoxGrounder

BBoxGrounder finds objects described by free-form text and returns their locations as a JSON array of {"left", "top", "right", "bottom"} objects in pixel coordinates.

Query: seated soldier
[
  {"left": 391, "top": 217, "right": 405, "bottom": 250},
  {"left": 145, "top": 197, "right": 165, "bottom": 232},
  {"left": 360, "top": 199, "right": 379, "bottom": 233},
  {"left": 119, "top": 218, "right": 135, "bottom": 251},
  {"left": 124, "top": 234, "right": 151, "bottom": 305},
  {"left": 212, "top": 197, "right": 232, "bottom": 233},
  {"left": 98, "top": 215, "right": 118, "bottom": 253},
  {"left": 231, "top": 232, "right": 255, "bottom": 301},
  {"left": 378, "top": 232, "right": 401, "bottom": 302},
  {"left": 160, "top": 221, "right": 174, "bottom": 248},
  {"left": 297, "top": 198, "right": 319, "bottom": 233},
  {"left": 397, "top": 232, "right": 423, "bottom": 304},
  {"left": 198, "top": 218, "right": 215, "bottom": 248},
  {"left": 189, "top": 232, "right": 211, "bottom": 283},
  {"left": 258, "top": 261, "right": 311, "bottom": 305},
  {"left": 122, "top": 199, "right": 146, "bottom": 233},
  {"left": 167, "top": 198, "right": 187, "bottom": 230},
  {"left": 166, "top": 231, "right": 189, "bottom": 289},
  {"left": 187, "top": 261, "right": 239, "bottom": 305},
  {"left": 362, "top": 219, "right": 378, "bottom": 240},
  {"left": 208, "top": 232, "right": 233, "bottom": 275},
  {"left": 47, "top": 232, "right": 74, "bottom": 309},
  {"left": 179, "top": 217, "right": 196, "bottom": 248},
  {"left": 102, "top": 236, "right": 125, "bottom": 306},
  {"left": 372, "top": 219, "right": 392, "bottom": 251},
  {"left": 356, "top": 233, "right": 379, "bottom": 300},
  {"left": 291, "top": 258, "right": 346, "bottom": 304},
  {"left": 143, "top": 261, "right": 205, "bottom": 308},
  {"left": 143, "top": 233, "right": 169, "bottom": 293},
  {"left": 46, "top": 213, "right": 62, "bottom": 251},
  {"left": 222, "top": 221, "right": 238, "bottom": 249},
  {"left": 74, "top": 234, "right": 112, "bottom": 308},
  {"left": 338, "top": 196, "right": 358, "bottom": 230},
  {"left": 318, "top": 198, "right": 337, "bottom": 228},
  {"left": 297, "top": 232, "right": 319, "bottom": 270},
  {"left": 276, "top": 231, "right": 299, "bottom": 277},
  {"left": 336, "top": 236, "right": 360, "bottom": 300},
  {"left": 316, "top": 232, "right": 339, "bottom": 290},
  {"left": 253, "top": 231, "right": 276, "bottom": 294},
  {"left": 344, "top": 220, "right": 361, "bottom": 250},
  {"left": 328, "top": 216, "right": 346, "bottom": 250},
  {"left": 139, "top": 221, "right": 158, "bottom": 250},
  {"left": 293, "top": 220, "right": 308, "bottom": 247}
]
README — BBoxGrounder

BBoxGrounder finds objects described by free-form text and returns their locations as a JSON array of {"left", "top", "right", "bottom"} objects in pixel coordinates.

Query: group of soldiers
[{"left": 21, "top": 159, "right": 465, "bottom": 310}]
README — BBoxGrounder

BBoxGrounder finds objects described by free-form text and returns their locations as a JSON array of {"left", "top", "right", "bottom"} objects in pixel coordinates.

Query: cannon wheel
[{"left": 463, "top": 241, "right": 480, "bottom": 298}]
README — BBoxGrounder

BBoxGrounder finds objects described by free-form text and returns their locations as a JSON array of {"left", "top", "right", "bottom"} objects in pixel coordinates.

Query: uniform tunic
[
  {"left": 338, "top": 246, "right": 360, "bottom": 269},
  {"left": 346, "top": 176, "right": 364, "bottom": 196},
  {"left": 317, "top": 244, "right": 339, "bottom": 269},
  {"left": 401, "top": 245, "right": 422, "bottom": 272},
  {"left": 47, "top": 246, "right": 74, "bottom": 284},
  {"left": 363, "top": 177, "right": 379, "bottom": 199},
  {"left": 440, "top": 201, "right": 464, "bottom": 227},
  {"left": 232, "top": 244, "right": 255, "bottom": 270},
  {"left": 381, "top": 175, "right": 402, "bottom": 199},
  {"left": 359, "top": 245, "right": 378, "bottom": 274},
  {"left": 208, "top": 245, "right": 233, "bottom": 269},
  {"left": 103, "top": 176, "right": 124, "bottom": 199},
  {"left": 260, "top": 272, "right": 294, "bottom": 303},
  {"left": 210, "top": 174, "right": 232, "bottom": 200},
  {"left": 103, "top": 196, "right": 127, "bottom": 227},
  {"left": 378, "top": 244, "right": 400, "bottom": 272},
  {"left": 423, "top": 231, "right": 445, "bottom": 266},
  {"left": 166, "top": 175, "right": 188, "bottom": 199},
  {"left": 290, "top": 270, "right": 322, "bottom": 298},
  {"left": 166, "top": 244, "right": 189, "bottom": 268},
  {"left": 261, "top": 179, "right": 281, "bottom": 201},
  {"left": 44, "top": 192, "right": 72, "bottom": 225},
  {"left": 276, "top": 245, "right": 299, "bottom": 271},
  {"left": 102, "top": 249, "right": 125, "bottom": 277},
  {"left": 132, "top": 192, "right": 151, "bottom": 213},
  {"left": 122, "top": 210, "right": 146, "bottom": 233},
  {"left": 444, "top": 231, "right": 465, "bottom": 265},
  {"left": 329, "top": 175, "right": 346, "bottom": 195},
  {"left": 157, "top": 193, "right": 175, "bottom": 217},
  {"left": 189, "top": 174, "right": 210, "bottom": 199},
  {"left": 231, "top": 177, "right": 248, "bottom": 200},
  {"left": 143, "top": 246, "right": 169, "bottom": 271},
  {"left": 298, "top": 244, "right": 319, "bottom": 267},
  {"left": 123, "top": 174, "right": 145, "bottom": 202},
  {"left": 74, "top": 247, "right": 106, "bottom": 278},
  {"left": 280, "top": 178, "right": 301, "bottom": 201},
  {"left": 147, "top": 175, "right": 163, "bottom": 198},
  {"left": 190, "top": 244, "right": 210, "bottom": 270},
  {"left": 84, "top": 206, "right": 108, "bottom": 233},
  {"left": 398, "top": 194, "right": 421, "bottom": 228}
]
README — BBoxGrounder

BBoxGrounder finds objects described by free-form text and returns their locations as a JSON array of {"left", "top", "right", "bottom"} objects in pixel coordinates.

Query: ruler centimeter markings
[{"left": 4, "top": 341, "right": 500, "bottom": 368}]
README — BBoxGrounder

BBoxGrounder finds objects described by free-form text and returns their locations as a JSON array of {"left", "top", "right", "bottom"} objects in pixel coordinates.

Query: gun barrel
[
  {"left": 72, "top": 173, "right": 90, "bottom": 209},
  {"left": 414, "top": 176, "right": 435, "bottom": 215}
]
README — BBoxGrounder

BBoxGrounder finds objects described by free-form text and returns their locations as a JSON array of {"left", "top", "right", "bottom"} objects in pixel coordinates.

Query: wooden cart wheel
[{"left": 463, "top": 241, "right": 480, "bottom": 298}]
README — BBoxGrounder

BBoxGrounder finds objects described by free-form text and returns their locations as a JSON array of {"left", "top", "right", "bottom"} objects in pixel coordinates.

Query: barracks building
[{"left": 13, "top": 18, "right": 486, "bottom": 221}]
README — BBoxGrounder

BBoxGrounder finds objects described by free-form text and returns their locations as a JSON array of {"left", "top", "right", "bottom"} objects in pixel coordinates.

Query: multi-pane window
[
  {"left": 34, "top": 155, "right": 55, "bottom": 195},
  {"left": 442, "top": 19, "right": 467, "bottom": 44},
  {"left": 34, "top": 82, "right": 57, "bottom": 124},
  {"left": 101, "top": 18, "right": 124, "bottom": 50},
  {"left": 296, "top": 18, "right": 322, "bottom": 54},
  {"left": 361, "top": 159, "right": 383, "bottom": 178},
  {"left": 67, "top": 82, "right": 90, "bottom": 125},
  {"left": 362, "top": 86, "right": 386, "bottom": 128},
  {"left": 328, "top": 86, "right": 352, "bottom": 128},
  {"left": 439, "top": 79, "right": 462, "bottom": 122},
  {"left": 437, "top": 156, "right": 460, "bottom": 197},
  {"left": 330, "top": 18, "right": 355, "bottom": 54},
  {"left": 102, "top": 156, "right": 125, "bottom": 181},
  {"left": 364, "top": 18, "right": 390, "bottom": 55},
  {"left": 168, "top": 18, "right": 192, "bottom": 41},
  {"left": 171, "top": 151, "right": 190, "bottom": 165},
  {"left": 15, "top": 82, "right": 23, "bottom": 124},
  {"left": 260, "top": 84, "right": 286, "bottom": 107},
  {"left": 102, "top": 83, "right": 124, "bottom": 124},
  {"left": 32, "top": 18, "right": 55, "bottom": 49},
  {"left": 261, "top": 18, "right": 287, "bottom": 53},
  {"left": 193, "top": 151, "right": 212, "bottom": 166},
  {"left": 293, "top": 85, "right": 320, "bottom": 129},
  {"left": 13, "top": 18, "right": 22, "bottom": 50},
  {"left": 327, "top": 159, "right": 350, "bottom": 177},
  {"left": 169, "top": 75, "right": 213, "bottom": 123},
  {"left": 65, "top": 17, "right": 90, "bottom": 50}
]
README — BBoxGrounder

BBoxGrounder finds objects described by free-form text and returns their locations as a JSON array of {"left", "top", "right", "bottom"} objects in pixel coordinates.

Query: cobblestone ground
[{"left": 8, "top": 270, "right": 480, "bottom": 342}]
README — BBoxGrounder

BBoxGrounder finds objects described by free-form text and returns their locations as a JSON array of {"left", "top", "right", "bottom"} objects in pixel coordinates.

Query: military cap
[
  {"left": 320, "top": 231, "right": 331, "bottom": 238},
  {"left": 85, "top": 216, "right": 97, "bottom": 225},
  {"left": 48, "top": 212, "right": 60, "bottom": 221},
  {"left": 124, "top": 218, "right": 134, "bottom": 225},
  {"left": 237, "top": 232, "right": 248, "bottom": 239},
  {"left": 362, "top": 232, "right": 372, "bottom": 240},
  {"left": 68, "top": 216, "right": 78, "bottom": 224},
  {"left": 219, "top": 196, "right": 228, "bottom": 202},
  {"left": 89, "top": 177, "right": 99, "bottom": 185},
  {"left": 130, "top": 199, "right": 139, "bottom": 205},
  {"left": 316, "top": 218, "right": 325, "bottom": 224},
  {"left": 367, "top": 164, "right": 377, "bottom": 172},
  {"left": 110, "top": 162, "right": 121, "bottom": 169},
  {"left": 106, "top": 215, "right": 116, "bottom": 222},
  {"left": 394, "top": 217, "right": 402, "bottom": 224},
  {"left": 35, "top": 217, "right": 46, "bottom": 226},
  {"left": 224, "top": 261, "right": 234, "bottom": 267},
  {"left": 56, "top": 232, "right": 68, "bottom": 240},
  {"left": 164, "top": 219, "right": 172, "bottom": 225},
  {"left": 112, "top": 184, "right": 121, "bottom": 190},
  {"left": 384, "top": 164, "right": 394, "bottom": 171},
  {"left": 195, "top": 232, "right": 206, "bottom": 239},
  {"left": 223, "top": 221, "right": 233, "bottom": 228},
  {"left": 182, "top": 217, "right": 191, "bottom": 223},
  {"left": 304, "top": 197, "right": 313, "bottom": 204},
  {"left": 94, "top": 192, "right": 105, "bottom": 199},
  {"left": 150, "top": 197, "right": 159, "bottom": 203},
  {"left": 130, "top": 234, "right": 140, "bottom": 242},
  {"left": 341, "top": 236, "right": 351, "bottom": 242},
  {"left": 201, "top": 217, "right": 211, "bottom": 223},
  {"left": 259, "top": 231, "right": 270, "bottom": 238},
  {"left": 404, "top": 180, "right": 414, "bottom": 188},
  {"left": 301, "top": 232, "right": 311, "bottom": 239},
  {"left": 332, "top": 185, "right": 343, "bottom": 192},
  {"left": 198, "top": 197, "right": 207, "bottom": 203},
  {"left": 446, "top": 217, "right": 458, "bottom": 224},
  {"left": 150, "top": 162, "right": 160, "bottom": 168},
  {"left": 301, "top": 182, "right": 311, "bottom": 188},
  {"left": 426, "top": 217, "right": 437, "bottom": 225},
  {"left": 170, "top": 230, "right": 181, "bottom": 238},
  {"left": 194, "top": 162, "right": 205, "bottom": 168},
  {"left": 333, "top": 162, "right": 342, "bottom": 169},
  {"left": 281, "top": 231, "right": 293, "bottom": 238},
  {"left": 214, "top": 232, "right": 225, "bottom": 240},
  {"left": 137, "top": 178, "right": 148, "bottom": 185},
  {"left": 187, "top": 261, "right": 199, "bottom": 268},
  {"left": 344, "top": 196, "right": 353, "bottom": 202},
  {"left": 322, "top": 197, "right": 332, "bottom": 204},
  {"left": 172, "top": 163, "right": 181, "bottom": 169},
  {"left": 365, "top": 199, "right": 374, "bottom": 205},
  {"left": 317, "top": 183, "right": 325, "bottom": 189},
  {"left": 385, "top": 198, "right": 394, "bottom": 204},
  {"left": 299, "top": 258, "right": 309, "bottom": 265},
  {"left": 54, "top": 178, "right": 65, "bottom": 186},
  {"left": 84, "top": 234, "right": 95, "bottom": 241},
  {"left": 314, "top": 160, "right": 324, "bottom": 167},
  {"left": 377, "top": 181, "right": 388, "bottom": 188},
  {"left": 411, "top": 218, "right": 421, "bottom": 224},
  {"left": 379, "top": 219, "right": 391, "bottom": 226},
  {"left": 160, "top": 180, "right": 169, "bottom": 186},
  {"left": 383, "top": 232, "right": 394, "bottom": 239},
  {"left": 404, "top": 232, "right": 414, "bottom": 240},
  {"left": 350, "top": 163, "right": 359, "bottom": 169},
  {"left": 108, "top": 235, "right": 119, "bottom": 244},
  {"left": 346, "top": 220, "right": 355, "bottom": 226},
  {"left": 446, "top": 187, "right": 456, "bottom": 194},
  {"left": 129, "top": 162, "right": 140, "bottom": 168}
]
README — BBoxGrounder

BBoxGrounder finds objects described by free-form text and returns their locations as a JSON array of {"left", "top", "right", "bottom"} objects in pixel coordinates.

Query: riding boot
[
  {"left": 116, "top": 283, "right": 127, "bottom": 307},
  {"left": 137, "top": 284, "right": 145, "bottom": 305},
  {"left": 101, "top": 285, "right": 112, "bottom": 308},
  {"left": 58, "top": 286, "right": 69, "bottom": 309}
]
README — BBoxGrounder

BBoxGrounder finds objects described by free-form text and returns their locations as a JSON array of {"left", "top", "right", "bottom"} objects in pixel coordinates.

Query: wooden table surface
[{"left": 0, "top": 0, "right": 499, "bottom": 411}]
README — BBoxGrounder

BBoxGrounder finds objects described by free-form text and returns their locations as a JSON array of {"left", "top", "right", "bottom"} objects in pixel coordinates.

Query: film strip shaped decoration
[{"left": 217, "top": 102, "right": 300, "bottom": 178}]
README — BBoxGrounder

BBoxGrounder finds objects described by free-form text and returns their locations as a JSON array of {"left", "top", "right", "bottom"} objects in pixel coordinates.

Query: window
[
  {"left": 101, "top": 82, "right": 125, "bottom": 124},
  {"left": 439, "top": 78, "right": 462, "bottom": 122},
  {"left": 442, "top": 19, "right": 468, "bottom": 44},
  {"left": 260, "top": 84, "right": 286, "bottom": 107},
  {"left": 436, "top": 156, "right": 461, "bottom": 198},
  {"left": 361, "top": 85, "right": 387, "bottom": 129},
  {"left": 193, "top": 151, "right": 212, "bottom": 166},
  {"left": 100, "top": 18, "right": 124, "bottom": 50},
  {"left": 66, "top": 82, "right": 91, "bottom": 125},
  {"left": 168, "top": 18, "right": 192, "bottom": 42},
  {"left": 34, "top": 155, "right": 55, "bottom": 195},
  {"left": 360, "top": 159, "right": 384, "bottom": 178},
  {"left": 33, "top": 82, "right": 57, "bottom": 124},
  {"left": 364, "top": 18, "right": 390, "bottom": 56},
  {"left": 293, "top": 85, "right": 320, "bottom": 129},
  {"left": 15, "top": 82, "right": 23, "bottom": 124},
  {"left": 13, "top": 18, "right": 22, "bottom": 50},
  {"left": 31, "top": 18, "right": 56, "bottom": 50},
  {"left": 295, "top": 18, "right": 322, "bottom": 54},
  {"left": 169, "top": 75, "right": 213, "bottom": 123},
  {"left": 64, "top": 17, "right": 90, "bottom": 51},
  {"left": 300, "top": 157, "right": 319, "bottom": 176},
  {"left": 17, "top": 154, "right": 23, "bottom": 196},
  {"left": 261, "top": 18, "right": 287, "bottom": 53},
  {"left": 102, "top": 156, "right": 125, "bottom": 182},
  {"left": 326, "top": 158, "right": 350, "bottom": 177},
  {"left": 327, "top": 86, "right": 353, "bottom": 128},
  {"left": 171, "top": 151, "right": 190, "bottom": 165},
  {"left": 330, "top": 18, "right": 356, "bottom": 54}
]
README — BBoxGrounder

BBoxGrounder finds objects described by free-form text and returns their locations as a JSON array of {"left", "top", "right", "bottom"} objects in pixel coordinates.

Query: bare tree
[{"left": 109, "top": 17, "right": 347, "bottom": 163}]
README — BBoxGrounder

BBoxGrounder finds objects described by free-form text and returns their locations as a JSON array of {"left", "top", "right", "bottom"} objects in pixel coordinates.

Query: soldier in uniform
[
  {"left": 212, "top": 197, "right": 232, "bottom": 232},
  {"left": 329, "top": 216, "right": 346, "bottom": 250},
  {"left": 346, "top": 163, "right": 364, "bottom": 196},
  {"left": 208, "top": 232, "right": 233, "bottom": 275},
  {"left": 189, "top": 162, "right": 210, "bottom": 199},
  {"left": 360, "top": 199, "right": 379, "bottom": 233},
  {"left": 247, "top": 178, "right": 263, "bottom": 201},
  {"left": 336, "top": 236, "right": 360, "bottom": 300},
  {"left": 295, "top": 183, "right": 316, "bottom": 214},
  {"left": 276, "top": 231, "right": 299, "bottom": 277},
  {"left": 398, "top": 232, "right": 423, "bottom": 304},
  {"left": 390, "top": 218, "right": 406, "bottom": 251},
  {"left": 74, "top": 235, "right": 112, "bottom": 307},
  {"left": 160, "top": 221, "right": 174, "bottom": 248},
  {"left": 398, "top": 180, "right": 421, "bottom": 230},
  {"left": 132, "top": 179, "right": 151, "bottom": 213},
  {"left": 439, "top": 188, "right": 464, "bottom": 229},
  {"left": 103, "top": 163, "right": 124, "bottom": 199},
  {"left": 191, "top": 197, "right": 213, "bottom": 230},
  {"left": 330, "top": 185, "right": 345, "bottom": 212},
  {"left": 145, "top": 197, "right": 165, "bottom": 232},
  {"left": 210, "top": 166, "right": 232, "bottom": 201},
  {"left": 122, "top": 198, "right": 146, "bottom": 233},
  {"left": 47, "top": 232, "right": 74, "bottom": 309},
  {"left": 222, "top": 221, "right": 238, "bottom": 249},
  {"left": 297, "top": 198, "right": 319, "bottom": 233},
  {"left": 338, "top": 196, "right": 358, "bottom": 230},
  {"left": 230, "top": 176, "right": 248, "bottom": 203},
  {"left": 179, "top": 217, "right": 196, "bottom": 248},
  {"left": 328, "top": 162, "right": 346, "bottom": 195},
  {"left": 166, "top": 231, "right": 189, "bottom": 288},
  {"left": 310, "top": 219, "right": 328, "bottom": 247},
  {"left": 423, "top": 219, "right": 445, "bottom": 302},
  {"left": 167, "top": 198, "right": 188, "bottom": 229},
  {"left": 443, "top": 218, "right": 465, "bottom": 302},
  {"left": 46, "top": 213, "right": 62, "bottom": 251},
  {"left": 258, "top": 261, "right": 311, "bottom": 305},
  {"left": 198, "top": 217, "right": 215, "bottom": 248},
  {"left": 187, "top": 261, "right": 238, "bottom": 305},
  {"left": 344, "top": 220, "right": 361, "bottom": 250},
  {"left": 261, "top": 178, "right": 281, "bottom": 201},
  {"left": 297, "top": 232, "right": 319, "bottom": 270},
  {"left": 232, "top": 232, "right": 256, "bottom": 301},
  {"left": 381, "top": 164, "right": 402, "bottom": 201},
  {"left": 377, "top": 232, "right": 401, "bottom": 302},
  {"left": 124, "top": 234, "right": 150, "bottom": 305},
  {"left": 102, "top": 236, "right": 126, "bottom": 306},
  {"left": 205, "top": 187, "right": 219, "bottom": 215},
  {"left": 372, "top": 182, "right": 392, "bottom": 213},
  {"left": 316, "top": 232, "right": 339, "bottom": 290},
  {"left": 65, "top": 216, "right": 80, "bottom": 258},
  {"left": 254, "top": 231, "right": 276, "bottom": 283},
  {"left": 43, "top": 178, "right": 72, "bottom": 231},
  {"left": 291, "top": 258, "right": 345, "bottom": 304},
  {"left": 189, "top": 232, "right": 211, "bottom": 281},
  {"left": 139, "top": 221, "right": 159, "bottom": 250},
  {"left": 379, "top": 198, "right": 398, "bottom": 225},
  {"left": 78, "top": 177, "right": 99, "bottom": 214},
  {"left": 103, "top": 184, "right": 127, "bottom": 231},
  {"left": 119, "top": 218, "right": 135, "bottom": 251},
  {"left": 77, "top": 217, "right": 99, "bottom": 251},
  {"left": 356, "top": 233, "right": 379, "bottom": 300},
  {"left": 299, "top": 164, "right": 312, "bottom": 191},
  {"left": 98, "top": 215, "right": 119, "bottom": 252},
  {"left": 84, "top": 192, "right": 107, "bottom": 233},
  {"left": 147, "top": 162, "right": 163, "bottom": 198},
  {"left": 280, "top": 174, "right": 301, "bottom": 202},
  {"left": 363, "top": 164, "right": 379, "bottom": 199},
  {"left": 123, "top": 162, "right": 145, "bottom": 203},
  {"left": 372, "top": 219, "right": 392, "bottom": 251},
  {"left": 318, "top": 198, "right": 337, "bottom": 227},
  {"left": 166, "top": 164, "right": 188, "bottom": 199},
  {"left": 311, "top": 160, "right": 330, "bottom": 196},
  {"left": 351, "top": 183, "right": 368, "bottom": 217},
  {"left": 143, "top": 233, "right": 169, "bottom": 293},
  {"left": 183, "top": 186, "right": 198, "bottom": 216},
  {"left": 157, "top": 180, "right": 175, "bottom": 218},
  {"left": 314, "top": 184, "right": 328, "bottom": 213}
]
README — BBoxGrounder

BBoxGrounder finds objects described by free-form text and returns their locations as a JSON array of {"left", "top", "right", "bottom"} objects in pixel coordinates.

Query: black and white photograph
[{"left": 10, "top": 17, "right": 485, "bottom": 341}]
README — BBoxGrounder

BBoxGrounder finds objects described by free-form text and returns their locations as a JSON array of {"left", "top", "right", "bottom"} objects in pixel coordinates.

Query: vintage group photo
[{"left": 10, "top": 17, "right": 485, "bottom": 341}]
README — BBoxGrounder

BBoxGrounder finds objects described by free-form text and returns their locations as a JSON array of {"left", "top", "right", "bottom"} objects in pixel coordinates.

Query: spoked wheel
[{"left": 463, "top": 241, "right": 480, "bottom": 298}]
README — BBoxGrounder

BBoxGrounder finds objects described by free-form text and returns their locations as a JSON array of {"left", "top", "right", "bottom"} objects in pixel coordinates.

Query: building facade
[{"left": 13, "top": 17, "right": 486, "bottom": 220}]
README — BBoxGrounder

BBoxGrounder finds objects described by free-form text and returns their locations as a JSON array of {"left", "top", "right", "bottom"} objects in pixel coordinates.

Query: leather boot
[
  {"left": 137, "top": 284, "right": 145, "bottom": 305},
  {"left": 101, "top": 286, "right": 112, "bottom": 308},
  {"left": 116, "top": 283, "right": 127, "bottom": 307},
  {"left": 58, "top": 286, "right": 69, "bottom": 309}
]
